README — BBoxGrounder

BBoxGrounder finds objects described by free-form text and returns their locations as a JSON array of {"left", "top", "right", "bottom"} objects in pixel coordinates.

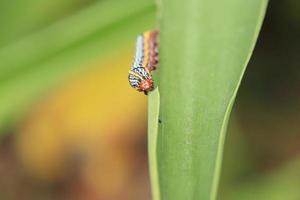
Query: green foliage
[
  {"left": 226, "top": 158, "right": 300, "bottom": 200},
  {"left": 148, "top": 0, "right": 268, "bottom": 199}
]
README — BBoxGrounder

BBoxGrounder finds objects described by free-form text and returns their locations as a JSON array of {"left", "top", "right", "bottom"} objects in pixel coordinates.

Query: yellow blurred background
[
  {"left": 0, "top": 0, "right": 155, "bottom": 199},
  {"left": 1, "top": 49, "right": 153, "bottom": 199},
  {"left": 15, "top": 50, "right": 149, "bottom": 199}
]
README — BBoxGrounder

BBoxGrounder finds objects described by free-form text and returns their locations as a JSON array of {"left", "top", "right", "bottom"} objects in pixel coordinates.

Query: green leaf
[
  {"left": 148, "top": 88, "right": 161, "bottom": 200},
  {"left": 148, "top": 0, "right": 268, "bottom": 199}
]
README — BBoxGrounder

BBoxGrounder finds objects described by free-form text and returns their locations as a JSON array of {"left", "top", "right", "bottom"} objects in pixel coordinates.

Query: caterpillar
[{"left": 128, "top": 30, "right": 159, "bottom": 95}]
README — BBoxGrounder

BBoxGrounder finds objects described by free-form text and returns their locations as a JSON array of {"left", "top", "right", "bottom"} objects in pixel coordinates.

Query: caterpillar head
[{"left": 128, "top": 67, "right": 153, "bottom": 94}]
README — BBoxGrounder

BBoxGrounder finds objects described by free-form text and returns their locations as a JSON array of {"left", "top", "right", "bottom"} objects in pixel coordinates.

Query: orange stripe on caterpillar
[{"left": 128, "top": 30, "right": 159, "bottom": 95}]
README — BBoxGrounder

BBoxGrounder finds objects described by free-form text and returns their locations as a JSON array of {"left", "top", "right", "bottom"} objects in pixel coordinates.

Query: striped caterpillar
[{"left": 128, "top": 30, "right": 159, "bottom": 95}]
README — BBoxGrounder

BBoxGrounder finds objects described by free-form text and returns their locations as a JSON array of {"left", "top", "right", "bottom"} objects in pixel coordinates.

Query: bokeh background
[{"left": 0, "top": 0, "right": 299, "bottom": 200}]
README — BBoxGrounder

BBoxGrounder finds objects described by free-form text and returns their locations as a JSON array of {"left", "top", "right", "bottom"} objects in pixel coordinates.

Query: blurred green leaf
[
  {"left": 0, "top": 0, "right": 154, "bottom": 82},
  {"left": 0, "top": 0, "right": 96, "bottom": 47},
  {"left": 148, "top": 0, "right": 268, "bottom": 199},
  {"left": 225, "top": 158, "right": 300, "bottom": 200}
]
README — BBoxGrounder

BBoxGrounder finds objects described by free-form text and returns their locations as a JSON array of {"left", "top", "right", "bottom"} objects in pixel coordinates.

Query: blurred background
[{"left": 0, "top": 0, "right": 299, "bottom": 199}]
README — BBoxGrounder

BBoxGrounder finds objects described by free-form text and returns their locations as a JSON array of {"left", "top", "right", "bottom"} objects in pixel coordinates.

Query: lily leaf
[{"left": 148, "top": 0, "right": 268, "bottom": 199}]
